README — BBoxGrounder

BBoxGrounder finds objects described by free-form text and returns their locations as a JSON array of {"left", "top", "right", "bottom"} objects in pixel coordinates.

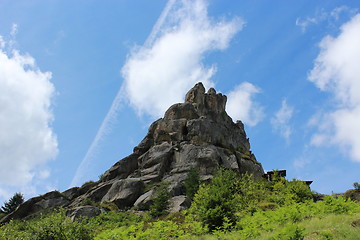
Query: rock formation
[{"left": 1, "top": 82, "right": 264, "bottom": 224}]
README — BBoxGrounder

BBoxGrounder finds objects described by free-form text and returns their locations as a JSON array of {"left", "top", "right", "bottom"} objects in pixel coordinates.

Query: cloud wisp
[
  {"left": 296, "top": 6, "right": 358, "bottom": 32},
  {"left": 121, "top": 0, "right": 243, "bottom": 118},
  {"left": 308, "top": 14, "right": 360, "bottom": 161},
  {"left": 0, "top": 29, "right": 58, "bottom": 200},
  {"left": 70, "top": 88, "right": 124, "bottom": 187},
  {"left": 271, "top": 99, "right": 294, "bottom": 141}
]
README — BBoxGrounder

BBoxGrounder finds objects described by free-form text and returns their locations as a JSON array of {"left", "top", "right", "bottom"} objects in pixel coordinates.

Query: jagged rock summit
[{"left": 1, "top": 82, "right": 264, "bottom": 223}]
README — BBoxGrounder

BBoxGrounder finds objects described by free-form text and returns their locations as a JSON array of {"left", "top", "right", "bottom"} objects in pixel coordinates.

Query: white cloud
[
  {"left": 0, "top": 36, "right": 58, "bottom": 199},
  {"left": 226, "top": 82, "right": 264, "bottom": 126},
  {"left": 121, "top": 0, "right": 243, "bottom": 118},
  {"left": 308, "top": 14, "right": 360, "bottom": 161},
  {"left": 271, "top": 99, "right": 294, "bottom": 141},
  {"left": 296, "top": 6, "right": 358, "bottom": 32}
]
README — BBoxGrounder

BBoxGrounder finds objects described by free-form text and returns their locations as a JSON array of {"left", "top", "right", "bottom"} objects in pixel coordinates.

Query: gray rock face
[
  {"left": 134, "top": 189, "right": 156, "bottom": 210},
  {"left": 101, "top": 178, "right": 144, "bottom": 209},
  {"left": 1, "top": 82, "right": 265, "bottom": 223},
  {"left": 66, "top": 206, "right": 103, "bottom": 222},
  {"left": 168, "top": 195, "right": 191, "bottom": 213}
]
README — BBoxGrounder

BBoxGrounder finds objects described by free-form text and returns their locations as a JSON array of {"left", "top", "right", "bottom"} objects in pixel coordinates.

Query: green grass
[{"left": 300, "top": 213, "right": 360, "bottom": 240}]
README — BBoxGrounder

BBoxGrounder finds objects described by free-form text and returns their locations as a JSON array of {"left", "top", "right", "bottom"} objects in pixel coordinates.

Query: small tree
[
  {"left": 1, "top": 192, "right": 24, "bottom": 214},
  {"left": 190, "top": 169, "right": 239, "bottom": 231},
  {"left": 150, "top": 183, "right": 171, "bottom": 217},
  {"left": 184, "top": 168, "right": 200, "bottom": 200},
  {"left": 354, "top": 182, "right": 360, "bottom": 191}
]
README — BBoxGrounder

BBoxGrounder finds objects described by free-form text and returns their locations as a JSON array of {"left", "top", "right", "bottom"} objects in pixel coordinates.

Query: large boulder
[
  {"left": 66, "top": 206, "right": 103, "bottom": 222},
  {"left": 101, "top": 178, "right": 144, "bottom": 209},
  {"left": 133, "top": 189, "right": 157, "bottom": 210},
  {"left": 168, "top": 195, "right": 191, "bottom": 213}
]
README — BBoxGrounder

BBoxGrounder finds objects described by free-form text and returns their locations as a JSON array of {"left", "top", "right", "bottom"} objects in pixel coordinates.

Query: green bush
[
  {"left": 0, "top": 209, "right": 93, "bottom": 240},
  {"left": 283, "top": 180, "right": 313, "bottom": 203},
  {"left": 150, "top": 182, "right": 171, "bottom": 218},
  {"left": 190, "top": 169, "right": 240, "bottom": 231},
  {"left": 184, "top": 168, "right": 200, "bottom": 200},
  {"left": 87, "top": 210, "right": 142, "bottom": 234},
  {"left": 271, "top": 224, "right": 304, "bottom": 240}
]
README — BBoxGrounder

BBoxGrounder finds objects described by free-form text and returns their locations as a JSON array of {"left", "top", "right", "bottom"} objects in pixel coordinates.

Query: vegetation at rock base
[
  {"left": 184, "top": 168, "right": 200, "bottom": 200},
  {"left": 2, "top": 169, "right": 360, "bottom": 239},
  {"left": 0, "top": 192, "right": 24, "bottom": 215},
  {"left": 149, "top": 182, "right": 171, "bottom": 218}
]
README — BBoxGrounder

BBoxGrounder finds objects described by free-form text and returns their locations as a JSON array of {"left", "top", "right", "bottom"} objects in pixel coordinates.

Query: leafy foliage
[
  {"left": 1, "top": 192, "right": 24, "bottom": 214},
  {"left": 184, "top": 168, "right": 200, "bottom": 200},
  {"left": 190, "top": 169, "right": 240, "bottom": 230},
  {"left": 0, "top": 169, "right": 359, "bottom": 239},
  {"left": 190, "top": 169, "right": 316, "bottom": 231},
  {"left": 0, "top": 209, "right": 93, "bottom": 240},
  {"left": 149, "top": 182, "right": 171, "bottom": 217}
]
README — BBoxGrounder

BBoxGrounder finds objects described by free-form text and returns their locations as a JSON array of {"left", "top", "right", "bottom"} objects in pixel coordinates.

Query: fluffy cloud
[
  {"left": 121, "top": 0, "right": 243, "bottom": 118},
  {"left": 226, "top": 82, "right": 264, "bottom": 126},
  {"left": 0, "top": 36, "right": 58, "bottom": 198},
  {"left": 308, "top": 14, "right": 360, "bottom": 161},
  {"left": 271, "top": 99, "right": 294, "bottom": 141}
]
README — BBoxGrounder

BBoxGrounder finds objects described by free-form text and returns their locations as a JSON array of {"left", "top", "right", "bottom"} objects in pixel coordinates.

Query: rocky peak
[
  {"left": 185, "top": 82, "right": 227, "bottom": 116},
  {"left": 1, "top": 82, "right": 264, "bottom": 224},
  {"left": 102, "top": 81, "right": 262, "bottom": 187}
]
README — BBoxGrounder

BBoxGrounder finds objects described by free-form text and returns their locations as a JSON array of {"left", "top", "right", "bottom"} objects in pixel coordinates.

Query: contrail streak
[
  {"left": 70, "top": 88, "right": 124, "bottom": 187},
  {"left": 70, "top": 0, "right": 177, "bottom": 187}
]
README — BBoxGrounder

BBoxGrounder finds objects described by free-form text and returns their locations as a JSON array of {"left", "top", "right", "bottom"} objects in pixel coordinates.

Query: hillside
[{"left": 1, "top": 170, "right": 360, "bottom": 239}]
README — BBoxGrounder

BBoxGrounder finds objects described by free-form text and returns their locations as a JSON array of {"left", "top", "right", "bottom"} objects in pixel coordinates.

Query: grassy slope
[
  {"left": 183, "top": 213, "right": 360, "bottom": 240},
  {"left": 2, "top": 170, "right": 360, "bottom": 240},
  {"left": 1, "top": 200, "right": 360, "bottom": 239}
]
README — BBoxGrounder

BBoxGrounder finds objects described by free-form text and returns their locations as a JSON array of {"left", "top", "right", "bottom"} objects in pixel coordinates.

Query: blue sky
[{"left": 1, "top": 0, "right": 360, "bottom": 202}]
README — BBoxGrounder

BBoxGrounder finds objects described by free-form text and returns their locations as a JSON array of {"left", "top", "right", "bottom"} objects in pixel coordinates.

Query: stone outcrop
[
  {"left": 1, "top": 82, "right": 264, "bottom": 224},
  {"left": 66, "top": 206, "right": 103, "bottom": 222}
]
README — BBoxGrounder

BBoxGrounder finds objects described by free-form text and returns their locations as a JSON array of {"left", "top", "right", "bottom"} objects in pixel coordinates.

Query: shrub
[
  {"left": 184, "top": 168, "right": 200, "bottom": 200},
  {"left": 284, "top": 180, "right": 313, "bottom": 203},
  {"left": 87, "top": 211, "right": 142, "bottom": 235},
  {"left": 149, "top": 182, "right": 171, "bottom": 218},
  {"left": 270, "top": 177, "right": 313, "bottom": 205},
  {"left": 272, "top": 224, "right": 304, "bottom": 240},
  {"left": 1, "top": 192, "right": 24, "bottom": 214},
  {"left": 190, "top": 169, "right": 240, "bottom": 231},
  {"left": 0, "top": 209, "right": 93, "bottom": 240}
]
